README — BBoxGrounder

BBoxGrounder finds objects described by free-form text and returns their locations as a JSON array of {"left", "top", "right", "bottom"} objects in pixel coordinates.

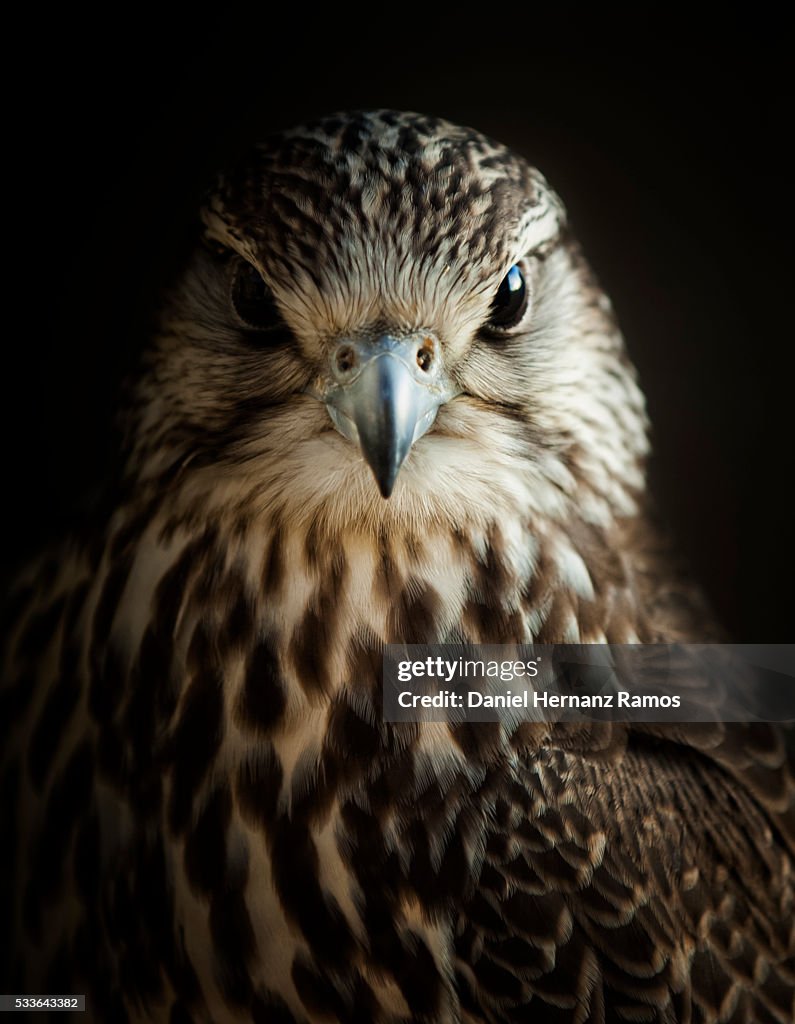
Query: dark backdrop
[{"left": 4, "top": 21, "right": 792, "bottom": 638}]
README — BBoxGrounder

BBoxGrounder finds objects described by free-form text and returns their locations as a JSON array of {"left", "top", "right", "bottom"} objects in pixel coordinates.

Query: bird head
[{"left": 127, "top": 111, "right": 649, "bottom": 540}]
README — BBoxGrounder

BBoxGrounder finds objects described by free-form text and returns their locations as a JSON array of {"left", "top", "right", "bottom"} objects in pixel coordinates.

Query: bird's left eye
[{"left": 486, "top": 263, "right": 528, "bottom": 331}]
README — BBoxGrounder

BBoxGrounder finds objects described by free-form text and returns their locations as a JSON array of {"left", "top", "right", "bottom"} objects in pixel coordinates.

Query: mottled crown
[
  {"left": 133, "top": 109, "right": 647, "bottom": 536},
  {"left": 201, "top": 110, "right": 565, "bottom": 304}
]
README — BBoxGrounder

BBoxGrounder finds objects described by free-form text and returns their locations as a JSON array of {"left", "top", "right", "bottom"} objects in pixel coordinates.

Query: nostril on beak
[
  {"left": 416, "top": 337, "right": 435, "bottom": 373},
  {"left": 322, "top": 333, "right": 457, "bottom": 498},
  {"left": 335, "top": 345, "right": 357, "bottom": 376}
]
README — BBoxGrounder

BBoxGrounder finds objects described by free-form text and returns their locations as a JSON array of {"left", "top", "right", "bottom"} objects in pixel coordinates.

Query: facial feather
[{"left": 125, "top": 111, "right": 648, "bottom": 549}]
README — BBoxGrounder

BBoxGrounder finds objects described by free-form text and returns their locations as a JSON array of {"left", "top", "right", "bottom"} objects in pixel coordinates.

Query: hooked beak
[{"left": 320, "top": 335, "right": 457, "bottom": 498}]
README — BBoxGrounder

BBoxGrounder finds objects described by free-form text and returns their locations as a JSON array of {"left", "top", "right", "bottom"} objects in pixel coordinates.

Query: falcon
[{"left": 1, "top": 110, "right": 793, "bottom": 1023}]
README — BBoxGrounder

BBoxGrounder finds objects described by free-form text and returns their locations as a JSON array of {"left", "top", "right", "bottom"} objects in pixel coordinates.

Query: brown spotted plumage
[{"left": 2, "top": 110, "right": 793, "bottom": 1023}]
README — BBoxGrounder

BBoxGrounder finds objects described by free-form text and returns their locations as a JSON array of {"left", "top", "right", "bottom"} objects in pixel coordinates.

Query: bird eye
[
  {"left": 230, "top": 259, "right": 283, "bottom": 331},
  {"left": 486, "top": 263, "right": 528, "bottom": 331}
]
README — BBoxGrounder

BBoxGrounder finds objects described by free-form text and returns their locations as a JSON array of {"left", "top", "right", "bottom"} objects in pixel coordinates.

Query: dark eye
[
  {"left": 230, "top": 259, "right": 283, "bottom": 331},
  {"left": 486, "top": 263, "right": 528, "bottom": 330}
]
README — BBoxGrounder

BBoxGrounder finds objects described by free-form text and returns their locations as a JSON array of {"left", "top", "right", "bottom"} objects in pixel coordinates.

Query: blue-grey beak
[{"left": 321, "top": 335, "right": 456, "bottom": 498}]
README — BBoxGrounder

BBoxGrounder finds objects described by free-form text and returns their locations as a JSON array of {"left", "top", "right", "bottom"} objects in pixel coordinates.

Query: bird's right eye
[{"left": 230, "top": 259, "right": 283, "bottom": 331}]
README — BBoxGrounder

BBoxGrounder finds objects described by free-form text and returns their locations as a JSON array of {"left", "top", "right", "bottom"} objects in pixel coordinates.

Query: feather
[{"left": 2, "top": 110, "right": 792, "bottom": 1023}]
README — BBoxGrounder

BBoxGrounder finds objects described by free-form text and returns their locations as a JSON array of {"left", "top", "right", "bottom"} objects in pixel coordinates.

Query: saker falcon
[{"left": 1, "top": 109, "right": 793, "bottom": 1023}]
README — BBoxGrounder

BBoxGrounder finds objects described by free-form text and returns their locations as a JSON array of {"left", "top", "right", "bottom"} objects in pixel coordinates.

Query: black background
[{"left": 4, "top": 19, "right": 793, "bottom": 638}]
